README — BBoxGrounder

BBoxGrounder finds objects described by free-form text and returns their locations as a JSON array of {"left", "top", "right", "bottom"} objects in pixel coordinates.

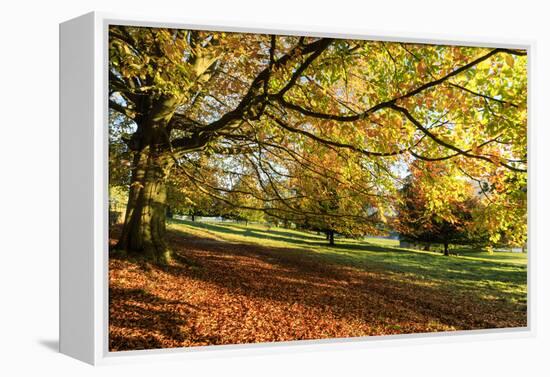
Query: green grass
[{"left": 168, "top": 219, "right": 528, "bottom": 306}]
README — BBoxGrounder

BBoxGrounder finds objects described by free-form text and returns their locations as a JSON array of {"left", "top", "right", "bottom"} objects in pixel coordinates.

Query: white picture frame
[{"left": 59, "top": 11, "right": 535, "bottom": 365}]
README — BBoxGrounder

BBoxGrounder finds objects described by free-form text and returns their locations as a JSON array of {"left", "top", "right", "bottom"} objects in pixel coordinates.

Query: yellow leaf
[{"left": 505, "top": 54, "right": 514, "bottom": 68}]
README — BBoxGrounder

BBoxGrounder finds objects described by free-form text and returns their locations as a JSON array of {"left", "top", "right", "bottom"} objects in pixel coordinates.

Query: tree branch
[
  {"left": 109, "top": 100, "right": 135, "bottom": 119},
  {"left": 277, "top": 48, "right": 526, "bottom": 121},
  {"left": 391, "top": 104, "right": 527, "bottom": 172},
  {"left": 171, "top": 38, "right": 334, "bottom": 150}
]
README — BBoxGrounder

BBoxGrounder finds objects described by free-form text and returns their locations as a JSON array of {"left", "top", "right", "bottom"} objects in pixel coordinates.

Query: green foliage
[
  {"left": 109, "top": 185, "right": 129, "bottom": 225},
  {"left": 221, "top": 174, "right": 266, "bottom": 223},
  {"left": 108, "top": 109, "right": 135, "bottom": 187}
]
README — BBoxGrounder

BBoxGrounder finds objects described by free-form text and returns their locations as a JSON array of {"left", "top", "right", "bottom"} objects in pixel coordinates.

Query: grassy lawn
[{"left": 168, "top": 219, "right": 527, "bottom": 307}]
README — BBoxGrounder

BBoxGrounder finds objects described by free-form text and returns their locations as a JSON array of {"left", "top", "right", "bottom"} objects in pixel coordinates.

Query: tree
[
  {"left": 467, "top": 167, "right": 527, "bottom": 249},
  {"left": 109, "top": 26, "right": 527, "bottom": 263},
  {"left": 282, "top": 145, "right": 389, "bottom": 245},
  {"left": 165, "top": 154, "right": 224, "bottom": 220},
  {"left": 395, "top": 166, "right": 487, "bottom": 255},
  {"left": 221, "top": 174, "right": 266, "bottom": 224}
]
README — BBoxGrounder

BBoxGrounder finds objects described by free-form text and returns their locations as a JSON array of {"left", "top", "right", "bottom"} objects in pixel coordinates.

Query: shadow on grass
[
  {"left": 171, "top": 219, "right": 327, "bottom": 247},
  {"left": 222, "top": 222, "right": 326, "bottom": 242},
  {"left": 169, "top": 219, "right": 527, "bottom": 293},
  {"left": 172, "top": 219, "right": 413, "bottom": 252},
  {"left": 323, "top": 245, "right": 527, "bottom": 290}
]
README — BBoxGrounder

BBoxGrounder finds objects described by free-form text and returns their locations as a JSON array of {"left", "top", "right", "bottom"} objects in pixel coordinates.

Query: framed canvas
[{"left": 59, "top": 11, "right": 533, "bottom": 365}]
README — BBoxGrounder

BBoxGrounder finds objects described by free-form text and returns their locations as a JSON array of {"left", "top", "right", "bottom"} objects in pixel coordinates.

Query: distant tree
[
  {"left": 283, "top": 147, "right": 388, "bottom": 245},
  {"left": 166, "top": 181, "right": 216, "bottom": 221},
  {"left": 166, "top": 157, "right": 224, "bottom": 221},
  {"left": 395, "top": 165, "right": 487, "bottom": 256},
  {"left": 222, "top": 174, "right": 265, "bottom": 225}
]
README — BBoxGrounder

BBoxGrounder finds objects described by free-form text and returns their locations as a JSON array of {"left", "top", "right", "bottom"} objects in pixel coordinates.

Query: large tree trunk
[
  {"left": 116, "top": 96, "right": 178, "bottom": 264},
  {"left": 443, "top": 241, "right": 449, "bottom": 256},
  {"left": 117, "top": 151, "right": 173, "bottom": 263}
]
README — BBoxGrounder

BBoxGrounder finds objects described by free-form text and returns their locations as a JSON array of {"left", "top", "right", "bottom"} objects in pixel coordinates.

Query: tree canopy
[{"left": 109, "top": 25, "right": 527, "bottom": 262}]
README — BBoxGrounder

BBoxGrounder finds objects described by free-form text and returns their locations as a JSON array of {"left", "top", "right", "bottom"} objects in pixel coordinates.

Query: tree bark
[
  {"left": 117, "top": 151, "right": 173, "bottom": 263},
  {"left": 116, "top": 96, "right": 178, "bottom": 264},
  {"left": 328, "top": 230, "right": 335, "bottom": 245},
  {"left": 443, "top": 241, "right": 449, "bottom": 256}
]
